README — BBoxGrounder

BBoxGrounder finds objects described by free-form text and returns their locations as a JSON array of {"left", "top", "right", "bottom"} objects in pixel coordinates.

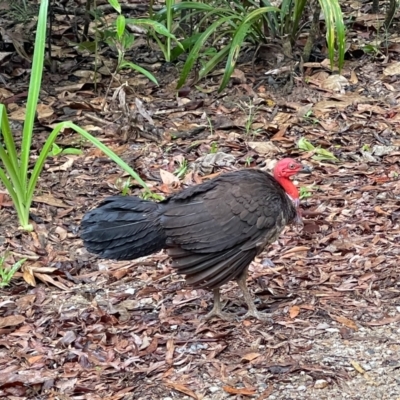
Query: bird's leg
[
  {"left": 236, "top": 269, "right": 272, "bottom": 322},
  {"left": 202, "top": 288, "right": 233, "bottom": 321}
]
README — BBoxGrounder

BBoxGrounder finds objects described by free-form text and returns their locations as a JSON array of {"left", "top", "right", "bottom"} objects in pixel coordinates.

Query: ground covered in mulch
[{"left": 1, "top": 2, "right": 400, "bottom": 399}]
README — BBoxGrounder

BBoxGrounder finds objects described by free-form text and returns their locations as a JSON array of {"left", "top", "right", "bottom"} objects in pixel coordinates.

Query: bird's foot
[
  {"left": 202, "top": 308, "right": 234, "bottom": 322},
  {"left": 242, "top": 308, "right": 273, "bottom": 322},
  {"left": 201, "top": 288, "right": 235, "bottom": 322}
]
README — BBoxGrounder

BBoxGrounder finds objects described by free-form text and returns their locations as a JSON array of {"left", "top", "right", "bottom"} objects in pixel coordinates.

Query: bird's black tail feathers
[{"left": 81, "top": 196, "right": 166, "bottom": 260}]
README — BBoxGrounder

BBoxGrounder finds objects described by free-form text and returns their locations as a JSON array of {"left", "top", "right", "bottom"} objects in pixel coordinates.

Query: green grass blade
[
  {"left": 119, "top": 61, "right": 158, "bottom": 85},
  {"left": 27, "top": 122, "right": 150, "bottom": 207},
  {"left": 177, "top": 15, "right": 238, "bottom": 88},
  {"left": 0, "top": 167, "right": 22, "bottom": 216},
  {"left": 331, "top": 0, "right": 345, "bottom": 70},
  {"left": 170, "top": 33, "right": 203, "bottom": 60},
  {"left": 323, "top": 3, "right": 334, "bottom": 67},
  {"left": 166, "top": 0, "right": 173, "bottom": 61},
  {"left": 199, "top": 45, "right": 231, "bottom": 80},
  {"left": 19, "top": 0, "right": 48, "bottom": 188},
  {"left": 292, "top": 0, "right": 307, "bottom": 39},
  {"left": 127, "top": 19, "right": 182, "bottom": 44},
  {"left": 0, "top": 105, "right": 19, "bottom": 174},
  {"left": 242, "top": 6, "right": 279, "bottom": 24},
  {"left": 26, "top": 122, "right": 152, "bottom": 223},
  {"left": 219, "top": 23, "right": 251, "bottom": 91},
  {"left": 108, "top": 0, "right": 121, "bottom": 13},
  {"left": 319, "top": 0, "right": 345, "bottom": 71},
  {"left": 156, "top": 1, "right": 215, "bottom": 19},
  {"left": 0, "top": 144, "right": 24, "bottom": 199},
  {"left": 219, "top": 7, "right": 278, "bottom": 91}
]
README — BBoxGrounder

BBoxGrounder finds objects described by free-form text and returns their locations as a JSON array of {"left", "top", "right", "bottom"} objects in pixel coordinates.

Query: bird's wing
[
  {"left": 160, "top": 171, "right": 295, "bottom": 288},
  {"left": 162, "top": 171, "right": 292, "bottom": 253}
]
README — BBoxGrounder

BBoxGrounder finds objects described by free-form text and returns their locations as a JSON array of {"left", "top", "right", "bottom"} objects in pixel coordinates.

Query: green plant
[
  {"left": 362, "top": 44, "right": 381, "bottom": 55},
  {"left": 48, "top": 143, "right": 83, "bottom": 157},
  {"left": 147, "top": 0, "right": 184, "bottom": 61},
  {"left": 100, "top": 0, "right": 158, "bottom": 84},
  {"left": 0, "top": 253, "right": 26, "bottom": 287},
  {"left": 299, "top": 186, "right": 313, "bottom": 199},
  {"left": 9, "top": 0, "right": 36, "bottom": 23},
  {"left": 238, "top": 100, "right": 261, "bottom": 137},
  {"left": 298, "top": 137, "right": 339, "bottom": 162},
  {"left": 99, "top": 0, "right": 182, "bottom": 79},
  {"left": 244, "top": 156, "right": 254, "bottom": 167},
  {"left": 156, "top": 0, "right": 345, "bottom": 91},
  {"left": 115, "top": 177, "right": 131, "bottom": 196},
  {"left": 174, "top": 158, "right": 188, "bottom": 178},
  {"left": 156, "top": 3, "right": 279, "bottom": 91},
  {"left": 0, "top": 0, "right": 155, "bottom": 231},
  {"left": 210, "top": 142, "right": 218, "bottom": 153},
  {"left": 263, "top": 0, "right": 345, "bottom": 63},
  {"left": 303, "top": 110, "right": 319, "bottom": 125}
]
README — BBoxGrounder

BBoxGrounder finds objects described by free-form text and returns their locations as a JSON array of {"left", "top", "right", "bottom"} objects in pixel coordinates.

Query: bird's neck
[{"left": 275, "top": 176, "right": 299, "bottom": 201}]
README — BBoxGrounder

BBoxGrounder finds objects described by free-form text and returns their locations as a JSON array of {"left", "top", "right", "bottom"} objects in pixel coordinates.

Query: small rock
[
  {"left": 259, "top": 383, "right": 267, "bottom": 390},
  {"left": 325, "top": 328, "right": 340, "bottom": 333},
  {"left": 209, "top": 387, "right": 220, "bottom": 393},
  {"left": 98, "top": 263, "right": 109, "bottom": 271},
  {"left": 314, "top": 379, "right": 329, "bottom": 389},
  {"left": 362, "top": 363, "right": 372, "bottom": 371},
  {"left": 297, "top": 385, "right": 306, "bottom": 391},
  {"left": 140, "top": 297, "right": 153, "bottom": 305}
]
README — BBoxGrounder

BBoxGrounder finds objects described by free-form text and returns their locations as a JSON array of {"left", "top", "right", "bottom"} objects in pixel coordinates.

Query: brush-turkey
[{"left": 81, "top": 158, "right": 310, "bottom": 320}]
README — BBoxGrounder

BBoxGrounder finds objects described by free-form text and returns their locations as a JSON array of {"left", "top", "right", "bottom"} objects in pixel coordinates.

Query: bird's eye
[{"left": 289, "top": 163, "right": 295, "bottom": 169}]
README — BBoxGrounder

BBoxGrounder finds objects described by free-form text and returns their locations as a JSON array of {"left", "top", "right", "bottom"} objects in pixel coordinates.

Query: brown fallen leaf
[
  {"left": 0, "top": 315, "right": 25, "bottom": 328},
  {"left": 164, "top": 381, "right": 198, "bottom": 399},
  {"left": 374, "top": 205, "right": 390, "bottom": 215},
  {"left": 281, "top": 246, "right": 310, "bottom": 256},
  {"left": 364, "top": 314, "right": 400, "bottom": 326},
  {"left": 33, "top": 194, "right": 69, "bottom": 208},
  {"left": 256, "top": 385, "right": 274, "bottom": 400},
  {"left": 165, "top": 338, "right": 175, "bottom": 365},
  {"left": 159, "top": 169, "right": 179, "bottom": 185},
  {"left": 331, "top": 315, "right": 358, "bottom": 331},
  {"left": 47, "top": 157, "right": 75, "bottom": 172},
  {"left": 242, "top": 352, "right": 261, "bottom": 361},
  {"left": 223, "top": 386, "right": 257, "bottom": 395},
  {"left": 248, "top": 141, "right": 280, "bottom": 155},
  {"left": 28, "top": 355, "right": 44, "bottom": 364},
  {"left": 35, "top": 273, "right": 70, "bottom": 291},
  {"left": 109, "top": 386, "right": 137, "bottom": 400},
  {"left": 289, "top": 305, "right": 300, "bottom": 319},
  {"left": 22, "top": 264, "right": 36, "bottom": 286},
  {"left": 0, "top": 370, "right": 58, "bottom": 385},
  {"left": 145, "top": 337, "right": 158, "bottom": 355}
]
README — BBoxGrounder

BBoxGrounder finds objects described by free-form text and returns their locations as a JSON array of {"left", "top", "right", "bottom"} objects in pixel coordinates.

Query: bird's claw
[
  {"left": 242, "top": 309, "right": 273, "bottom": 323},
  {"left": 202, "top": 308, "right": 234, "bottom": 322}
]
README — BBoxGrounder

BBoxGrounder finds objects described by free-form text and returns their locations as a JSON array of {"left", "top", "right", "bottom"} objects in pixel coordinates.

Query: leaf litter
[{"left": 1, "top": 2, "right": 400, "bottom": 399}]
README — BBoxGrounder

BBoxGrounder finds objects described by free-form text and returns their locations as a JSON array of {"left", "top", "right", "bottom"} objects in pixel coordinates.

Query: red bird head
[{"left": 273, "top": 158, "right": 311, "bottom": 200}]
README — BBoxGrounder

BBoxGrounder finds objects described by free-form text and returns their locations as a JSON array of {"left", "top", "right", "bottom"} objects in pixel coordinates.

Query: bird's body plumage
[
  {"left": 81, "top": 160, "right": 308, "bottom": 320},
  {"left": 82, "top": 169, "right": 296, "bottom": 288}
]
